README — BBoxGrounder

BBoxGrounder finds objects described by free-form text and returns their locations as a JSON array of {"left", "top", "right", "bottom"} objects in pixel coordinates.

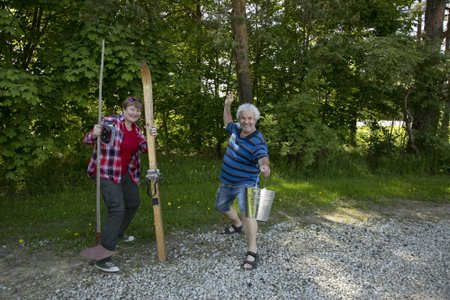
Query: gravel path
[{"left": 2, "top": 208, "right": 450, "bottom": 300}]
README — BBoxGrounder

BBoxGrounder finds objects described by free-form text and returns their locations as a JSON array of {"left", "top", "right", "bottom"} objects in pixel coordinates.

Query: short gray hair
[{"left": 236, "top": 103, "right": 260, "bottom": 121}]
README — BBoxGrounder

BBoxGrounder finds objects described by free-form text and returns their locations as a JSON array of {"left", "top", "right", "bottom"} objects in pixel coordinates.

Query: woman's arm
[{"left": 223, "top": 93, "right": 234, "bottom": 128}]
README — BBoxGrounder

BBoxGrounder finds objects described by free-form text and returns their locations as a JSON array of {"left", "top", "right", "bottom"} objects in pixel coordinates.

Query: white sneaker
[
  {"left": 95, "top": 259, "right": 120, "bottom": 273},
  {"left": 122, "top": 235, "right": 135, "bottom": 242}
]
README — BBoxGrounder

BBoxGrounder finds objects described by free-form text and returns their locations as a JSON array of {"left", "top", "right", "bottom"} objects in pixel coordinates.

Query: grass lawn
[{"left": 0, "top": 155, "right": 449, "bottom": 252}]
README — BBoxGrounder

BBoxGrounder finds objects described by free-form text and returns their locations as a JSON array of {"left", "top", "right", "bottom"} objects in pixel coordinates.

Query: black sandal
[
  {"left": 221, "top": 224, "right": 242, "bottom": 234},
  {"left": 241, "top": 251, "right": 259, "bottom": 270}
]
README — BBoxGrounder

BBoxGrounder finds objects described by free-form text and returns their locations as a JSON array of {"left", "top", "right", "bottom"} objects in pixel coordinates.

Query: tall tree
[
  {"left": 231, "top": 0, "right": 252, "bottom": 103},
  {"left": 424, "top": 0, "right": 446, "bottom": 45},
  {"left": 406, "top": 0, "right": 449, "bottom": 153},
  {"left": 443, "top": 5, "right": 450, "bottom": 138}
]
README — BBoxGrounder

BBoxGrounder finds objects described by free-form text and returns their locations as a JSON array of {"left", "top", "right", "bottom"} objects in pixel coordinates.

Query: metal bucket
[{"left": 245, "top": 187, "right": 275, "bottom": 221}]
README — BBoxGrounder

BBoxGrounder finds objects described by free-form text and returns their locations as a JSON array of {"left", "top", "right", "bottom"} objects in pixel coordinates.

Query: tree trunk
[
  {"left": 416, "top": 0, "right": 423, "bottom": 40},
  {"left": 424, "top": 0, "right": 445, "bottom": 46},
  {"left": 409, "top": 0, "right": 447, "bottom": 149},
  {"left": 442, "top": 10, "right": 450, "bottom": 139},
  {"left": 404, "top": 89, "right": 420, "bottom": 155},
  {"left": 231, "top": 0, "right": 253, "bottom": 104},
  {"left": 442, "top": 98, "right": 450, "bottom": 139},
  {"left": 349, "top": 115, "right": 357, "bottom": 147},
  {"left": 447, "top": 7, "right": 450, "bottom": 52}
]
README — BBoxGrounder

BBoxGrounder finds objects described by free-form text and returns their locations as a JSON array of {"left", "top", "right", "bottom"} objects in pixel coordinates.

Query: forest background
[
  {"left": 0, "top": 0, "right": 449, "bottom": 245},
  {"left": 1, "top": 0, "right": 449, "bottom": 184}
]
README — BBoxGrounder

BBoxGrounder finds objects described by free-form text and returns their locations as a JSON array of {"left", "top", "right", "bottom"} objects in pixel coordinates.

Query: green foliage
[
  {"left": 306, "top": 35, "right": 420, "bottom": 124},
  {"left": 263, "top": 93, "right": 341, "bottom": 170},
  {"left": 0, "top": 67, "right": 54, "bottom": 178},
  {"left": 362, "top": 122, "right": 405, "bottom": 159},
  {"left": 341, "top": 0, "right": 415, "bottom": 36},
  {"left": 0, "top": 0, "right": 448, "bottom": 185},
  {"left": 0, "top": 0, "right": 173, "bottom": 181}
]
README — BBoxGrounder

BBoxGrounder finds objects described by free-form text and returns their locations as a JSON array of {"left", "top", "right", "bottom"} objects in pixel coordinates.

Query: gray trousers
[{"left": 100, "top": 173, "right": 140, "bottom": 251}]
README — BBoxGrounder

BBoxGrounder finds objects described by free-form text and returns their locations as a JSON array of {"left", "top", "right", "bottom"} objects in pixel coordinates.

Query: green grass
[
  {"left": 271, "top": 175, "right": 450, "bottom": 216},
  {"left": 0, "top": 154, "right": 449, "bottom": 252}
]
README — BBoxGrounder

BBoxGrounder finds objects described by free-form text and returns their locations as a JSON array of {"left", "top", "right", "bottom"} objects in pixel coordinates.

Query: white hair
[{"left": 236, "top": 103, "right": 260, "bottom": 121}]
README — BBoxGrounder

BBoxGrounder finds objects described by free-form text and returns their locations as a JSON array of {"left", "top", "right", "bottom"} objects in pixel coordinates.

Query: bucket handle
[
  {"left": 253, "top": 172, "right": 261, "bottom": 188},
  {"left": 254, "top": 171, "right": 270, "bottom": 188}
]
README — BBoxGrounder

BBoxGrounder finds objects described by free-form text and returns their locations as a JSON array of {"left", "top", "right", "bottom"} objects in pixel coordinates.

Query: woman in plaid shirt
[{"left": 83, "top": 96, "right": 156, "bottom": 273}]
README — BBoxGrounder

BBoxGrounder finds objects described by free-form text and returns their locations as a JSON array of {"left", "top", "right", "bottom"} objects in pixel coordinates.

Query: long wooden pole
[
  {"left": 96, "top": 40, "right": 105, "bottom": 243},
  {"left": 140, "top": 62, "right": 166, "bottom": 261}
]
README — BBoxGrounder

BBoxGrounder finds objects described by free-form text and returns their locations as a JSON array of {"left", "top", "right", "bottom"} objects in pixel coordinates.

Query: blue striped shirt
[{"left": 220, "top": 122, "right": 269, "bottom": 185}]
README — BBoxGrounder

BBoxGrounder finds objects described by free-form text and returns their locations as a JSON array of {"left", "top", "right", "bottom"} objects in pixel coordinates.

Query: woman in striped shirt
[{"left": 216, "top": 93, "right": 271, "bottom": 270}]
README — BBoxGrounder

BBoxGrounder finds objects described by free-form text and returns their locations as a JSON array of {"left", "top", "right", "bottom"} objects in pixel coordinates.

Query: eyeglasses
[
  {"left": 129, "top": 97, "right": 142, "bottom": 103},
  {"left": 126, "top": 106, "right": 142, "bottom": 114}
]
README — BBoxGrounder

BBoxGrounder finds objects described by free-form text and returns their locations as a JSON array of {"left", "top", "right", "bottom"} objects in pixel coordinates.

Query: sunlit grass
[{"left": 269, "top": 175, "right": 450, "bottom": 220}]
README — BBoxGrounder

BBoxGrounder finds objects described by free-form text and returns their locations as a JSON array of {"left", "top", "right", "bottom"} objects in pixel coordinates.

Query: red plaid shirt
[{"left": 83, "top": 114, "right": 148, "bottom": 184}]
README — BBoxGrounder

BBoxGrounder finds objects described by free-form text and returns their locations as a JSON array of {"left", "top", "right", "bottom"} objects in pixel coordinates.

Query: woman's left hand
[
  {"left": 146, "top": 124, "right": 158, "bottom": 137},
  {"left": 260, "top": 164, "right": 270, "bottom": 177}
]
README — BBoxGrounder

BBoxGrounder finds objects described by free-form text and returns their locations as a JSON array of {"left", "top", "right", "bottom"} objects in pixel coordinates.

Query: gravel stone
[{"left": 39, "top": 217, "right": 450, "bottom": 299}]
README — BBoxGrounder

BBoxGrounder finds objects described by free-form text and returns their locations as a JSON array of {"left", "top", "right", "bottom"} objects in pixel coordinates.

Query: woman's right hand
[
  {"left": 225, "top": 93, "right": 234, "bottom": 105},
  {"left": 92, "top": 124, "right": 102, "bottom": 139}
]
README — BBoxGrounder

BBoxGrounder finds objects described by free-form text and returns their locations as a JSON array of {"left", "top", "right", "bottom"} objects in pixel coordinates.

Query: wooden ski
[{"left": 140, "top": 62, "right": 166, "bottom": 262}]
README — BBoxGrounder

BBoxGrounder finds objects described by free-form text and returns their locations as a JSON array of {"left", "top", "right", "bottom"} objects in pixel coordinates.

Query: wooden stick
[{"left": 96, "top": 39, "right": 105, "bottom": 243}]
